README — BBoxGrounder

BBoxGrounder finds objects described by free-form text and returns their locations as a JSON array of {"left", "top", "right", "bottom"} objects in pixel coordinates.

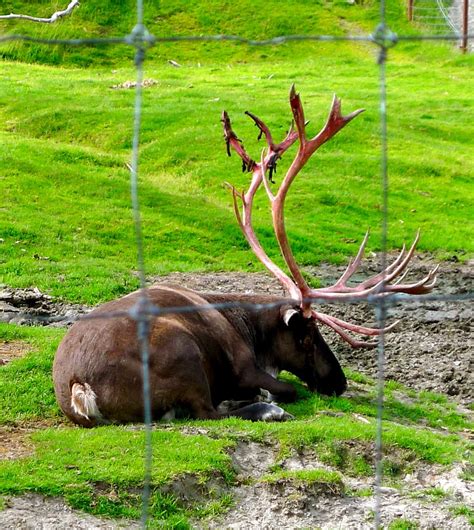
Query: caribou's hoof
[
  {"left": 233, "top": 402, "right": 294, "bottom": 422},
  {"left": 261, "top": 403, "right": 294, "bottom": 422}
]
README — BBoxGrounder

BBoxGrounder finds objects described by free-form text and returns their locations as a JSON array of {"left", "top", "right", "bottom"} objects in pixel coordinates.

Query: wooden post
[
  {"left": 461, "top": 0, "right": 469, "bottom": 53},
  {"left": 407, "top": 0, "right": 414, "bottom": 21}
]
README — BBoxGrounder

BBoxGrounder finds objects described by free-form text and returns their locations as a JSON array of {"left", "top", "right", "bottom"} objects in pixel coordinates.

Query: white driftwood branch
[{"left": 0, "top": 0, "right": 80, "bottom": 23}]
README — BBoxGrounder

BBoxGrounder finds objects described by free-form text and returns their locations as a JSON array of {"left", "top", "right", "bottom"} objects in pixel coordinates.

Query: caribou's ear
[{"left": 282, "top": 308, "right": 301, "bottom": 327}]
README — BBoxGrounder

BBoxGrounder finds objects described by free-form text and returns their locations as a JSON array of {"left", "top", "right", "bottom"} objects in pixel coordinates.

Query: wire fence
[
  {"left": 1, "top": 1, "right": 473, "bottom": 528},
  {"left": 410, "top": 0, "right": 473, "bottom": 50},
  {"left": 412, "top": 0, "right": 454, "bottom": 32}
]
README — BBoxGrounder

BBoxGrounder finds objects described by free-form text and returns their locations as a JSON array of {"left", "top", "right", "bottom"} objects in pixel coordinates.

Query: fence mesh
[{"left": 1, "top": 1, "right": 473, "bottom": 528}]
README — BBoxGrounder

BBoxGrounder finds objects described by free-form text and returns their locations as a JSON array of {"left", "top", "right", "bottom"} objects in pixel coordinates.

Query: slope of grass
[
  {"left": 0, "top": 0, "right": 424, "bottom": 67},
  {"left": 1, "top": 3, "right": 472, "bottom": 304},
  {"left": 0, "top": 52, "right": 472, "bottom": 303}
]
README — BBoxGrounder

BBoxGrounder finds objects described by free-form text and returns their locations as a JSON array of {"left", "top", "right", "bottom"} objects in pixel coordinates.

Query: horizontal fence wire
[
  {"left": 1, "top": 4, "right": 472, "bottom": 529},
  {"left": 7, "top": 291, "right": 474, "bottom": 326},
  {"left": 2, "top": 32, "right": 474, "bottom": 45}
]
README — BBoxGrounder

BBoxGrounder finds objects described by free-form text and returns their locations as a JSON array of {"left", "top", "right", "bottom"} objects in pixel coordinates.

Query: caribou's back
[{"left": 53, "top": 285, "right": 289, "bottom": 426}]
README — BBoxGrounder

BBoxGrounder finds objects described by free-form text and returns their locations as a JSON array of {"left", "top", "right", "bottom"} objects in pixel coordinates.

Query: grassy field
[
  {"left": 0, "top": 1, "right": 472, "bottom": 303},
  {"left": 0, "top": 0, "right": 473, "bottom": 526}
]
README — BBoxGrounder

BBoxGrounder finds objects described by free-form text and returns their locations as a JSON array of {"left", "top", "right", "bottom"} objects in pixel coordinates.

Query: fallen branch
[{"left": 0, "top": 0, "right": 80, "bottom": 23}]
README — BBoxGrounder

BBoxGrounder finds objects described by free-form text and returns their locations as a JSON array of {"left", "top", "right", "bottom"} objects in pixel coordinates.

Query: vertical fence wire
[
  {"left": 128, "top": 0, "right": 154, "bottom": 525},
  {"left": 374, "top": 3, "right": 389, "bottom": 526},
  {"left": 0, "top": 1, "right": 473, "bottom": 528},
  {"left": 373, "top": 1, "right": 392, "bottom": 525}
]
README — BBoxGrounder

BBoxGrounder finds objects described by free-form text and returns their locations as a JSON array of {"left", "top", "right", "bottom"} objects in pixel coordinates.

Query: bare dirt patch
[
  {"left": 0, "top": 494, "right": 139, "bottom": 529},
  {"left": 0, "top": 420, "right": 64, "bottom": 461},
  {"left": 0, "top": 425, "right": 35, "bottom": 461},
  {"left": 207, "top": 441, "right": 474, "bottom": 530},
  {"left": 0, "top": 340, "right": 31, "bottom": 366}
]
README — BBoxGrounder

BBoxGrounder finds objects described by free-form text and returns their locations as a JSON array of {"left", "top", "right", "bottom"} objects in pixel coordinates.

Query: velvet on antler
[{"left": 223, "top": 86, "right": 438, "bottom": 349}]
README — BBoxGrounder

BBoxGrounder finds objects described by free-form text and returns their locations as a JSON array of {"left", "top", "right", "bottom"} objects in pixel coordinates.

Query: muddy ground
[{"left": 0, "top": 256, "right": 473, "bottom": 528}]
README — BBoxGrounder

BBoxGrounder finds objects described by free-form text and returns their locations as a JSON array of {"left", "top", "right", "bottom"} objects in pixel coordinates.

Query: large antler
[{"left": 223, "top": 86, "right": 438, "bottom": 349}]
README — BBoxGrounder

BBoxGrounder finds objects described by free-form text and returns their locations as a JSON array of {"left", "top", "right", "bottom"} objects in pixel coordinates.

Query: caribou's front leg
[{"left": 236, "top": 366, "right": 297, "bottom": 403}]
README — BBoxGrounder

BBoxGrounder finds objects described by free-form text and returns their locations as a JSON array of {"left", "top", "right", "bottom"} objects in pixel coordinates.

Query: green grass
[
  {"left": 261, "top": 468, "right": 344, "bottom": 494},
  {"left": 0, "top": 53, "right": 473, "bottom": 303},
  {"left": 388, "top": 519, "right": 419, "bottom": 530},
  {"left": 0, "top": 0, "right": 423, "bottom": 67},
  {"left": 0, "top": 2, "right": 473, "bottom": 303},
  {"left": 1, "top": 1, "right": 473, "bottom": 526},
  {"left": 0, "top": 427, "right": 233, "bottom": 526},
  {"left": 0, "top": 324, "right": 64, "bottom": 423},
  {"left": 451, "top": 505, "right": 474, "bottom": 526}
]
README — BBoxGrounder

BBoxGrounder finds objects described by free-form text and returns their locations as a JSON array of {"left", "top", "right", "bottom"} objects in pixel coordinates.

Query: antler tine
[
  {"left": 332, "top": 230, "right": 370, "bottom": 288},
  {"left": 315, "top": 312, "right": 400, "bottom": 336},
  {"left": 221, "top": 111, "right": 255, "bottom": 172},
  {"left": 385, "top": 264, "right": 439, "bottom": 295},
  {"left": 329, "top": 230, "right": 404, "bottom": 290},
  {"left": 225, "top": 182, "right": 245, "bottom": 231},
  {"left": 245, "top": 110, "right": 275, "bottom": 147},
  {"left": 359, "top": 231, "right": 421, "bottom": 290},
  {"left": 278, "top": 119, "right": 300, "bottom": 154},
  {"left": 393, "top": 268, "right": 409, "bottom": 285},
  {"left": 312, "top": 311, "right": 378, "bottom": 349},
  {"left": 316, "top": 241, "right": 409, "bottom": 295},
  {"left": 312, "top": 310, "right": 400, "bottom": 349},
  {"left": 289, "top": 84, "right": 307, "bottom": 145},
  {"left": 260, "top": 148, "right": 276, "bottom": 202},
  {"left": 307, "top": 94, "right": 365, "bottom": 155}
]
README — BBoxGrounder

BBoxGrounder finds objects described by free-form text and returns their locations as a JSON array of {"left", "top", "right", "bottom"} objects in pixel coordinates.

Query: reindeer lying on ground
[{"left": 53, "top": 86, "right": 437, "bottom": 426}]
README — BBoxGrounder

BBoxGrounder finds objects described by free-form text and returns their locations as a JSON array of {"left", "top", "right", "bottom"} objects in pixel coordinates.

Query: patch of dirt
[
  {"left": 231, "top": 441, "right": 277, "bottom": 479},
  {"left": 206, "top": 441, "right": 474, "bottom": 529},
  {"left": 0, "top": 426, "right": 35, "bottom": 461},
  {"left": 0, "top": 420, "right": 65, "bottom": 461},
  {"left": 110, "top": 78, "right": 159, "bottom": 89},
  {"left": 0, "top": 494, "right": 139, "bottom": 529},
  {"left": 0, "top": 340, "right": 31, "bottom": 366}
]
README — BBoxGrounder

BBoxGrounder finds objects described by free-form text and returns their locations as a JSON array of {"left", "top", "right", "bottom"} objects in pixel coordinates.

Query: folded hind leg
[{"left": 150, "top": 331, "right": 220, "bottom": 420}]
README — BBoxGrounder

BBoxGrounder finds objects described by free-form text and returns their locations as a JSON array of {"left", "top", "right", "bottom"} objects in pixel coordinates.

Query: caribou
[{"left": 53, "top": 86, "right": 437, "bottom": 426}]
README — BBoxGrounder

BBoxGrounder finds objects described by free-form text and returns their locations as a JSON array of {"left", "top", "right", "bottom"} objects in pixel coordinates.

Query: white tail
[{"left": 71, "top": 382, "right": 101, "bottom": 420}]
